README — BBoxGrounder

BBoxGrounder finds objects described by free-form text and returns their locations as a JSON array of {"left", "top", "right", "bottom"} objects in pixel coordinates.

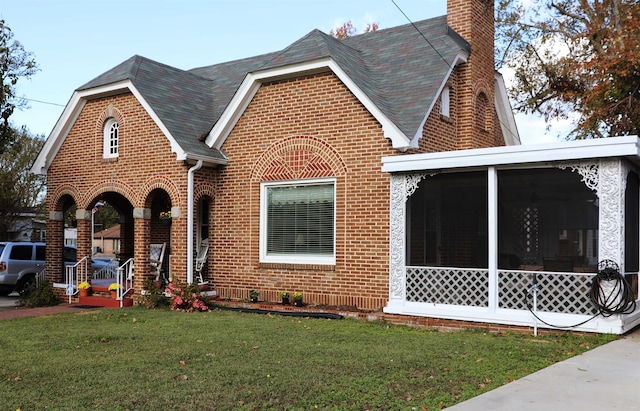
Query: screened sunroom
[{"left": 383, "top": 136, "right": 640, "bottom": 334}]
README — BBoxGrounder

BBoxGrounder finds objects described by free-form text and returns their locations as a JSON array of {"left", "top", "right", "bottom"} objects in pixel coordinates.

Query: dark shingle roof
[
  {"left": 78, "top": 14, "right": 469, "bottom": 157},
  {"left": 78, "top": 55, "right": 225, "bottom": 161}
]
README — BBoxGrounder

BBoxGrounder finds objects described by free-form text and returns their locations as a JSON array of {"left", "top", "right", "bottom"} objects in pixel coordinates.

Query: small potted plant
[
  {"left": 249, "top": 289, "right": 259, "bottom": 303},
  {"left": 292, "top": 292, "right": 303, "bottom": 307},
  {"left": 108, "top": 283, "right": 123, "bottom": 299},
  {"left": 279, "top": 291, "right": 290, "bottom": 305},
  {"left": 78, "top": 281, "right": 91, "bottom": 297}
]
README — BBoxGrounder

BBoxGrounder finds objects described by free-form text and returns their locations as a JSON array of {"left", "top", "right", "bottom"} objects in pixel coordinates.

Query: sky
[{"left": 1, "top": 0, "right": 571, "bottom": 145}]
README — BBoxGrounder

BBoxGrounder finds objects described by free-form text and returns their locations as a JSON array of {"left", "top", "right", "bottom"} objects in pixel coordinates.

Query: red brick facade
[
  {"left": 42, "top": 0, "right": 506, "bottom": 312},
  {"left": 45, "top": 92, "right": 216, "bottom": 293},
  {"left": 212, "top": 72, "right": 396, "bottom": 309}
]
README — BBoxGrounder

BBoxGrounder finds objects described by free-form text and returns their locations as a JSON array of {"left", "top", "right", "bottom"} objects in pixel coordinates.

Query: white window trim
[
  {"left": 103, "top": 118, "right": 119, "bottom": 159},
  {"left": 259, "top": 178, "right": 336, "bottom": 265},
  {"left": 440, "top": 86, "right": 450, "bottom": 117}
]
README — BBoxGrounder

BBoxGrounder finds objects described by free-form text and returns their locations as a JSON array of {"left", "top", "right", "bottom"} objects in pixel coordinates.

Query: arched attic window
[
  {"left": 103, "top": 118, "right": 119, "bottom": 158},
  {"left": 475, "top": 92, "right": 489, "bottom": 131}
]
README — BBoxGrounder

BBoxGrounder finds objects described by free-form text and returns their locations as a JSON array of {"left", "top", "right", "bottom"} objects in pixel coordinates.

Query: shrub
[
  {"left": 18, "top": 281, "right": 61, "bottom": 307},
  {"left": 138, "top": 278, "right": 170, "bottom": 309},
  {"left": 166, "top": 281, "right": 210, "bottom": 312}
]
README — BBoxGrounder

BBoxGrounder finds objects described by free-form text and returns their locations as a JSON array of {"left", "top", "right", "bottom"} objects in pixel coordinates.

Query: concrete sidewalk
[{"left": 448, "top": 326, "right": 640, "bottom": 410}]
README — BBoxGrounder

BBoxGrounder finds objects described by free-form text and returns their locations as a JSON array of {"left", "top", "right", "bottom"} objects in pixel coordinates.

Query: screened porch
[{"left": 383, "top": 137, "right": 640, "bottom": 334}]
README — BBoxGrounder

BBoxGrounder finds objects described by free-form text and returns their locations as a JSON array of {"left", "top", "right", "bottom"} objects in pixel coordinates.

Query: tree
[
  {"left": 495, "top": 0, "right": 640, "bottom": 139},
  {"left": 0, "top": 19, "right": 38, "bottom": 153},
  {"left": 330, "top": 21, "right": 379, "bottom": 39},
  {"left": 0, "top": 126, "right": 46, "bottom": 240}
]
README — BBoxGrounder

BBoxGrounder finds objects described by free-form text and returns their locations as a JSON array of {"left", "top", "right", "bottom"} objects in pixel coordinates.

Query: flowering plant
[
  {"left": 292, "top": 292, "right": 303, "bottom": 301},
  {"left": 166, "top": 281, "right": 210, "bottom": 312},
  {"left": 78, "top": 281, "right": 91, "bottom": 290},
  {"left": 108, "top": 283, "right": 123, "bottom": 291},
  {"left": 159, "top": 211, "right": 172, "bottom": 220},
  {"left": 279, "top": 291, "right": 290, "bottom": 298}
]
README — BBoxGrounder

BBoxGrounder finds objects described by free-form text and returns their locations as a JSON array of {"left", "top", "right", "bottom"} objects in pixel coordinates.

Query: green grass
[{"left": 0, "top": 307, "right": 616, "bottom": 410}]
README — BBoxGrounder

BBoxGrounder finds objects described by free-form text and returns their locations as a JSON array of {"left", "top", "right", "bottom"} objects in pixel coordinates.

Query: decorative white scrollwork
[
  {"left": 557, "top": 161, "right": 599, "bottom": 193},
  {"left": 598, "top": 160, "right": 624, "bottom": 264},
  {"left": 389, "top": 173, "right": 432, "bottom": 297},
  {"left": 557, "top": 159, "right": 626, "bottom": 265}
]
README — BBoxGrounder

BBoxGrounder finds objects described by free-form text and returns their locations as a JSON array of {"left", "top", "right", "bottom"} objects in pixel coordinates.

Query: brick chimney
[{"left": 447, "top": 0, "right": 497, "bottom": 149}]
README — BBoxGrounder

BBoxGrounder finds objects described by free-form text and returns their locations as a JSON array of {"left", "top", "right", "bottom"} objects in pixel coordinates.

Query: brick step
[{"left": 78, "top": 295, "right": 134, "bottom": 308}]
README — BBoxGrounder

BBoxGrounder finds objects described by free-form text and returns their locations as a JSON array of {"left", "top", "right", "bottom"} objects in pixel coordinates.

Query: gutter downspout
[{"left": 187, "top": 160, "right": 203, "bottom": 284}]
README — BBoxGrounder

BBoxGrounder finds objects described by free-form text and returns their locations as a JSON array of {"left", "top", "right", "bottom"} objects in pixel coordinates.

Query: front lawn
[{"left": 0, "top": 307, "right": 616, "bottom": 410}]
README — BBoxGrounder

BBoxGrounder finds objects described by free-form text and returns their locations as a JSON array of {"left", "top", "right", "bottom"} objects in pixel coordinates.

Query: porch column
[
  {"left": 388, "top": 173, "right": 428, "bottom": 307},
  {"left": 75, "top": 209, "right": 92, "bottom": 265},
  {"left": 560, "top": 158, "right": 627, "bottom": 270},
  {"left": 487, "top": 167, "right": 498, "bottom": 312},
  {"left": 598, "top": 159, "right": 627, "bottom": 270},
  {"left": 133, "top": 208, "right": 151, "bottom": 293},
  {"left": 46, "top": 211, "right": 65, "bottom": 283}
]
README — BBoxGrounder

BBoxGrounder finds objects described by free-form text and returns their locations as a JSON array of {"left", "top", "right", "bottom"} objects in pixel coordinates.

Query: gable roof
[
  {"left": 79, "top": 55, "right": 226, "bottom": 162},
  {"left": 202, "top": 16, "right": 471, "bottom": 150},
  {"left": 33, "top": 14, "right": 515, "bottom": 174}
]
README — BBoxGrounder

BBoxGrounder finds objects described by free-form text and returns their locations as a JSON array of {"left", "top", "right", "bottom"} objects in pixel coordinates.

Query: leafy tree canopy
[
  {"left": 0, "top": 19, "right": 38, "bottom": 152},
  {"left": 330, "top": 21, "right": 379, "bottom": 39},
  {"left": 0, "top": 126, "right": 45, "bottom": 240},
  {"left": 496, "top": 0, "right": 640, "bottom": 139}
]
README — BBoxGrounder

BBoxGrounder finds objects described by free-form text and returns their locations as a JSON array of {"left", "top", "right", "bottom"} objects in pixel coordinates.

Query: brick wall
[
  {"left": 213, "top": 72, "right": 398, "bottom": 310},
  {"left": 45, "top": 92, "right": 198, "bottom": 289},
  {"left": 447, "top": 0, "right": 498, "bottom": 150}
]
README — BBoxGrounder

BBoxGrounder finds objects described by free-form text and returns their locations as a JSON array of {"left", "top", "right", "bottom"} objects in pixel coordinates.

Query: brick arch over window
[
  {"left": 140, "top": 176, "right": 182, "bottom": 209},
  {"left": 79, "top": 180, "right": 138, "bottom": 211},
  {"left": 96, "top": 104, "right": 125, "bottom": 135},
  {"left": 194, "top": 181, "right": 216, "bottom": 202},
  {"left": 250, "top": 136, "right": 348, "bottom": 182},
  {"left": 475, "top": 90, "right": 490, "bottom": 131}
]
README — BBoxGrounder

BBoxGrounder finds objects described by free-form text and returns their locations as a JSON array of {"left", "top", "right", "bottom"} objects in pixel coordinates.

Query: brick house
[{"left": 31, "top": 0, "right": 639, "bottom": 333}]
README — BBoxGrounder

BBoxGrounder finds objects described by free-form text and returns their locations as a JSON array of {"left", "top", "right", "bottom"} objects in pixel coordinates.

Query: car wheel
[{"left": 18, "top": 274, "right": 36, "bottom": 296}]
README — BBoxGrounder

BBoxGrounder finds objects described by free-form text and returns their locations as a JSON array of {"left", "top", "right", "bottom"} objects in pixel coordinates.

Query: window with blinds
[{"left": 261, "top": 179, "right": 335, "bottom": 264}]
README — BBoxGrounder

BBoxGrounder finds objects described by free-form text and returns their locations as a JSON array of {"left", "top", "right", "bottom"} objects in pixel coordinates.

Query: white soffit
[{"left": 382, "top": 135, "right": 640, "bottom": 173}]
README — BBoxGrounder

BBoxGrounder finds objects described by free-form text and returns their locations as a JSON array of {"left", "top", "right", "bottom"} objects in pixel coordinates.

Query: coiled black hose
[
  {"left": 588, "top": 265, "right": 637, "bottom": 316},
  {"left": 526, "top": 259, "right": 637, "bottom": 329}
]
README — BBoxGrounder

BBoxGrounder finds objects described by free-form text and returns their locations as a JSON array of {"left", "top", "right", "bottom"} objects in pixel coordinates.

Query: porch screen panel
[
  {"left": 266, "top": 183, "right": 334, "bottom": 256},
  {"left": 498, "top": 168, "right": 599, "bottom": 272},
  {"left": 407, "top": 171, "right": 488, "bottom": 268}
]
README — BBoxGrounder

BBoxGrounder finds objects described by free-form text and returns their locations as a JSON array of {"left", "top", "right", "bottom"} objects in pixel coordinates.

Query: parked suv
[{"left": 0, "top": 242, "right": 112, "bottom": 296}]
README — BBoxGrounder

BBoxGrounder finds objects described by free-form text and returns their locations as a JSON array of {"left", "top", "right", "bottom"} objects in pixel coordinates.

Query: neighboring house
[
  {"left": 31, "top": 0, "right": 639, "bottom": 333},
  {"left": 93, "top": 224, "right": 121, "bottom": 257},
  {"left": 3, "top": 207, "right": 46, "bottom": 242},
  {"left": 64, "top": 227, "right": 77, "bottom": 247}
]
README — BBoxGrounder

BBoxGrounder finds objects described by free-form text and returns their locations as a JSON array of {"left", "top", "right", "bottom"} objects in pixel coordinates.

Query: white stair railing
[
  {"left": 66, "top": 256, "right": 90, "bottom": 304},
  {"left": 116, "top": 258, "right": 134, "bottom": 308}
]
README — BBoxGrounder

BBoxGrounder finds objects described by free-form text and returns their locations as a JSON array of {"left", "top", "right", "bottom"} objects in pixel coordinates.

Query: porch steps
[
  {"left": 78, "top": 295, "right": 134, "bottom": 308},
  {"left": 78, "top": 284, "right": 134, "bottom": 308}
]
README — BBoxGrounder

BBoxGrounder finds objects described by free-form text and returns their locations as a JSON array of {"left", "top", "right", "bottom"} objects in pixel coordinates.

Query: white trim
[
  {"left": 384, "top": 301, "right": 628, "bottom": 334},
  {"left": 409, "top": 52, "right": 468, "bottom": 148},
  {"left": 382, "top": 135, "right": 640, "bottom": 173},
  {"left": 439, "top": 86, "right": 450, "bottom": 117},
  {"left": 102, "top": 118, "right": 119, "bottom": 158},
  {"left": 259, "top": 177, "right": 337, "bottom": 266},
  {"left": 204, "top": 57, "right": 435, "bottom": 152},
  {"left": 495, "top": 72, "right": 520, "bottom": 146},
  {"left": 31, "top": 80, "right": 226, "bottom": 174}
]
